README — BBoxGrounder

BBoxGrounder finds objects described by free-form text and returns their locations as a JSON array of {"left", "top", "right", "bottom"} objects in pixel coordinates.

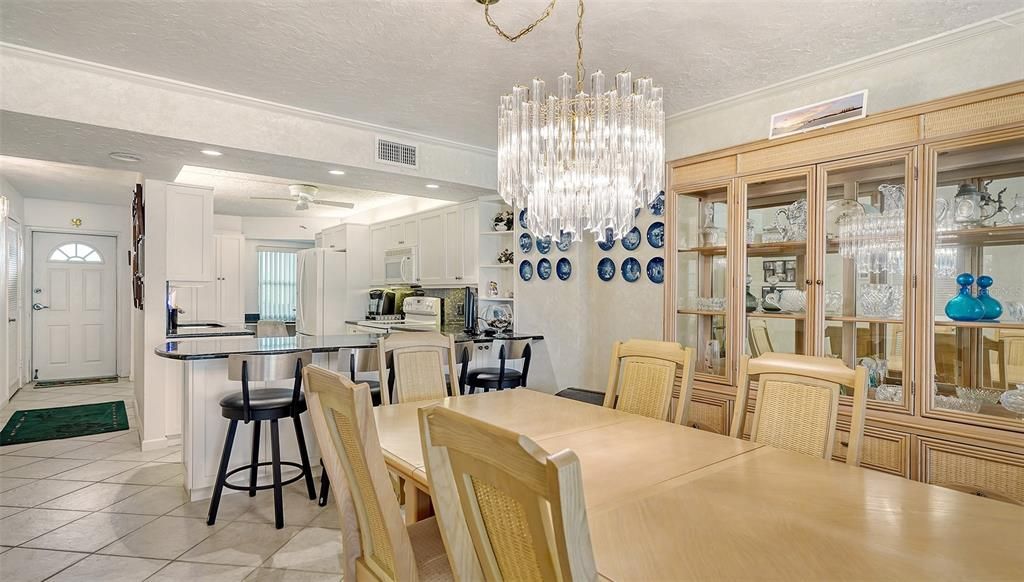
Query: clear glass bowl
[
  {"left": 955, "top": 386, "right": 1002, "bottom": 404},
  {"left": 934, "top": 394, "right": 982, "bottom": 413}
]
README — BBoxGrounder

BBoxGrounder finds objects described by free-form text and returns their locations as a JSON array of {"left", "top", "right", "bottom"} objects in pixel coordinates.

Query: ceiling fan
[{"left": 250, "top": 184, "right": 355, "bottom": 211}]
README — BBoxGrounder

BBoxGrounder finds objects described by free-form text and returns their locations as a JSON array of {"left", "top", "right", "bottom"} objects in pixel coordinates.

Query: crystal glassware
[
  {"left": 955, "top": 386, "right": 1002, "bottom": 405},
  {"left": 825, "top": 291, "right": 843, "bottom": 315},
  {"left": 1000, "top": 384, "right": 1024, "bottom": 417},
  {"left": 935, "top": 394, "right": 982, "bottom": 413},
  {"left": 1008, "top": 193, "right": 1024, "bottom": 225}
]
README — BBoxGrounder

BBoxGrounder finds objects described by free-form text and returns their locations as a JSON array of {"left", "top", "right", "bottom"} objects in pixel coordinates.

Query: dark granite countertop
[
  {"left": 166, "top": 322, "right": 256, "bottom": 339},
  {"left": 155, "top": 331, "right": 544, "bottom": 361}
]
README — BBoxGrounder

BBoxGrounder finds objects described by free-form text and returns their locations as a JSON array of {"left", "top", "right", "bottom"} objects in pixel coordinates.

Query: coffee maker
[{"left": 367, "top": 289, "right": 396, "bottom": 320}]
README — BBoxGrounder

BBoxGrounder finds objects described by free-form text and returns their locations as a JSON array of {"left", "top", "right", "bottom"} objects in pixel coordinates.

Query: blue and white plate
[
  {"left": 536, "top": 235, "right": 551, "bottom": 254},
  {"left": 556, "top": 258, "right": 572, "bottom": 281},
  {"left": 519, "top": 208, "right": 529, "bottom": 229},
  {"left": 556, "top": 231, "right": 572, "bottom": 252},
  {"left": 649, "top": 191, "right": 665, "bottom": 216},
  {"left": 622, "top": 257, "right": 642, "bottom": 283},
  {"left": 537, "top": 258, "right": 552, "bottom": 280},
  {"left": 647, "top": 221, "right": 665, "bottom": 248},
  {"left": 518, "top": 232, "right": 533, "bottom": 254},
  {"left": 622, "top": 227, "right": 642, "bottom": 251},
  {"left": 519, "top": 260, "right": 533, "bottom": 281},
  {"left": 646, "top": 257, "right": 665, "bottom": 284},
  {"left": 597, "top": 228, "right": 616, "bottom": 251},
  {"left": 597, "top": 257, "right": 616, "bottom": 281}
]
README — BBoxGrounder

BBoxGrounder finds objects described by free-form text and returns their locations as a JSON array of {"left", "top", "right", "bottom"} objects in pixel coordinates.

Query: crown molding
[
  {"left": 667, "top": 8, "right": 1023, "bottom": 123},
  {"left": 0, "top": 42, "right": 498, "bottom": 157}
]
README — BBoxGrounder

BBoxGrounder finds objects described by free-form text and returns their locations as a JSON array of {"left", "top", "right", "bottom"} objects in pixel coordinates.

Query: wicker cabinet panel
[
  {"left": 916, "top": 437, "right": 1024, "bottom": 505},
  {"left": 671, "top": 156, "right": 736, "bottom": 186},
  {"left": 832, "top": 424, "right": 910, "bottom": 477},
  {"left": 687, "top": 396, "right": 730, "bottom": 435},
  {"left": 924, "top": 93, "right": 1024, "bottom": 138},
  {"left": 736, "top": 117, "right": 918, "bottom": 174}
]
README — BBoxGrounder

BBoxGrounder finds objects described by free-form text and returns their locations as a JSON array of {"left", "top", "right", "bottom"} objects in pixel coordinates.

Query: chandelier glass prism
[{"left": 485, "top": 0, "right": 665, "bottom": 242}]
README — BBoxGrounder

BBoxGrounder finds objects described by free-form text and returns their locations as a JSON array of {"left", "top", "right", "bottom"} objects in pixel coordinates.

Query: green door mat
[{"left": 0, "top": 401, "right": 130, "bottom": 446}]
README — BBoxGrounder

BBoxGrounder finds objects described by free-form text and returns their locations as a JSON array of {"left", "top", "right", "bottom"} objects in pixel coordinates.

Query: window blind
[{"left": 258, "top": 248, "right": 298, "bottom": 321}]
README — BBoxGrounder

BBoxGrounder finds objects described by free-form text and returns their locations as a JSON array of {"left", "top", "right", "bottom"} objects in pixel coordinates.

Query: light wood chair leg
[{"left": 403, "top": 479, "right": 433, "bottom": 525}]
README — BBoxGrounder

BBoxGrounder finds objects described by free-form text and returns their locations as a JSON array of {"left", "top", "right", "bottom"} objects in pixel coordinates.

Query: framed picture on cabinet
[{"left": 769, "top": 90, "right": 867, "bottom": 139}]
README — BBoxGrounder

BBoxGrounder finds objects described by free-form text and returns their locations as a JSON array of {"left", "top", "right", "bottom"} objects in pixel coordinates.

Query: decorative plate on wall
[
  {"left": 597, "top": 228, "right": 616, "bottom": 251},
  {"left": 519, "top": 208, "right": 529, "bottom": 229},
  {"left": 519, "top": 233, "right": 533, "bottom": 253},
  {"left": 647, "top": 257, "right": 665, "bottom": 284},
  {"left": 556, "top": 231, "right": 572, "bottom": 252},
  {"left": 622, "top": 257, "right": 642, "bottom": 282},
  {"left": 649, "top": 191, "right": 665, "bottom": 216},
  {"left": 536, "top": 235, "right": 552, "bottom": 254},
  {"left": 537, "top": 258, "right": 552, "bottom": 280},
  {"left": 519, "top": 260, "right": 534, "bottom": 281},
  {"left": 556, "top": 258, "right": 572, "bottom": 280},
  {"left": 597, "top": 257, "right": 616, "bottom": 281},
  {"left": 647, "top": 222, "right": 665, "bottom": 248},
  {"left": 622, "top": 227, "right": 642, "bottom": 251}
]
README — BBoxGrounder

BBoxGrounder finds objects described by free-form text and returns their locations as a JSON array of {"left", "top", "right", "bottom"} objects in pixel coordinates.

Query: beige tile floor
[{"left": 0, "top": 380, "right": 342, "bottom": 581}]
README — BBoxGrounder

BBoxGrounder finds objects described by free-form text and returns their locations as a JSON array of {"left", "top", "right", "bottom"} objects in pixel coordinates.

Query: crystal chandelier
[{"left": 481, "top": 0, "right": 665, "bottom": 241}]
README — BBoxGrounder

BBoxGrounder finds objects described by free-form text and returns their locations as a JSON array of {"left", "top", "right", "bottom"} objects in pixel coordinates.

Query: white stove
[{"left": 353, "top": 296, "right": 442, "bottom": 333}]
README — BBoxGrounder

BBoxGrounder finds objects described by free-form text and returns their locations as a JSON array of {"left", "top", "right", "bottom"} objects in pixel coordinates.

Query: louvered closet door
[{"left": 31, "top": 232, "right": 117, "bottom": 381}]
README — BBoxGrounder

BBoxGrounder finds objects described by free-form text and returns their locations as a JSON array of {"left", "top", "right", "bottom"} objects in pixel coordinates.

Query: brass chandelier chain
[{"left": 482, "top": 0, "right": 586, "bottom": 92}]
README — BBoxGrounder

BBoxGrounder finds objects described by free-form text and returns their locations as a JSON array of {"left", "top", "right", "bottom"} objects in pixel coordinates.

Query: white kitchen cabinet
[
  {"left": 319, "top": 224, "right": 356, "bottom": 250},
  {"left": 460, "top": 202, "right": 479, "bottom": 283},
  {"left": 402, "top": 219, "right": 419, "bottom": 247},
  {"left": 314, "top": 232, "right": 324, "bottom": 248},
  {"left": 166, "top": 184, "right": 215, "bottom": 281},
  {"left": 370, "top": 225, "right": 388, "bottom": 284},
  {"left": 418, "top": 212, "right": 445, "bottom": 284},
  {"left": 443, "top": 206, "right": 464, "bottom": 282},
  {"left": 215, "top": 234, "right": 244, "bottom": 324}
]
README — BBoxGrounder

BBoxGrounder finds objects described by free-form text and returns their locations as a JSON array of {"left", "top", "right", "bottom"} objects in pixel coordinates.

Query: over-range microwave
[{"left": 384, "top": 246, "right": 418, "bottom": 284}]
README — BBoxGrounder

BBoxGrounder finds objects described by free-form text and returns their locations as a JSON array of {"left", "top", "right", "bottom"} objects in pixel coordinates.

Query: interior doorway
[
  {"left": 5, "top": 218, "right": 23, "bottom": 398},
  {"left": 31, "top": 231, "right": 117, "bottom": 381}
]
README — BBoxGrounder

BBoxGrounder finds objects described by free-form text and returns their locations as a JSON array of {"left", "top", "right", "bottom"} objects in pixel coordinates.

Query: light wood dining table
[{"left": 374, "top": 389, "right": 1024, "bottom": 580}]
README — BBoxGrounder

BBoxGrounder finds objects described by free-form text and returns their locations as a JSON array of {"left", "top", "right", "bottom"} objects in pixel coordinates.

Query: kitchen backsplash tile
[{"left": 421, "top": 287, "right": 467, "bottom": 334}]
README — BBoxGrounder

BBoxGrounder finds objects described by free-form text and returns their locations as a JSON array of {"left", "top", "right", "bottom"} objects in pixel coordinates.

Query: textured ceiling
[
  {"left": 174, "top": 165, "right": 409, "bottom": 217},
  {"left": 1, "top": 0, "right": 1017, "bottom": 148},
  {"left": 0, "top": 155, "right": 140, "bottom": 205}
]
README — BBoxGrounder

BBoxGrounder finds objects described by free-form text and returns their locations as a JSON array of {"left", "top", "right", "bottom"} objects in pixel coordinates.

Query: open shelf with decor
[
  {"left": 662, "top": 83, "right": 1024, "bottom": 502},
  {"left": 476, "top": 197, "right": 517, "bottom": 330}
]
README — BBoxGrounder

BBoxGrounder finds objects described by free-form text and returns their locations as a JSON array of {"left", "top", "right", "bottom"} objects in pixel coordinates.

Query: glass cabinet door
[
  {"left": 674, "top": 183, "right": 731, "bottom": 382},
  {"left": 819, "top": 152, "right": 914, "bottom": 409},
  {"left": 740, "top": 170, "right": 813, "bottom": 357},
  {"left": 926, "top": 132, "right": 1024, "bottom": 431}
]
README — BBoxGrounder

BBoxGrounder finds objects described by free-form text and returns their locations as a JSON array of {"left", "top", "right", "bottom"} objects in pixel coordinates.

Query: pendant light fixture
[{"left": 480, "top": 0, "right": 665, "bottom": 241}]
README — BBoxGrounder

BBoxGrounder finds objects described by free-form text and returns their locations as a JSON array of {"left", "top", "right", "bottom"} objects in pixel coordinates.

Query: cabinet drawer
[
  {"left": 916, "top": 437, "right": 1024, "bottom": 505},
  {"left": 686, "top": 396, "right": 730, "bottom": 435},
  {"left": 832, "top": 424, "right": 910, "bottom": 477}
]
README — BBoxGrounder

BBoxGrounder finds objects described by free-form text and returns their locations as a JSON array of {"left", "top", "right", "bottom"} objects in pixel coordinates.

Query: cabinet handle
[
  {"left": 816, "top": 280, "right": 823, "bottom": 286},
  {"left": 805, "top": 279, "right": 813, "bottom": 286}
]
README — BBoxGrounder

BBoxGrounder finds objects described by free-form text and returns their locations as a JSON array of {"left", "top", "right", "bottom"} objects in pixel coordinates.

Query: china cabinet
[{"left": 665, "top": 81, "right": 1024, "bottom": 503}]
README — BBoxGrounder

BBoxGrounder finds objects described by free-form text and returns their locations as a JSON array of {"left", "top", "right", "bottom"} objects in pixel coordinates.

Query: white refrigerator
[{"left": 296, "top": 248, "right": 365, "bottom": 336}]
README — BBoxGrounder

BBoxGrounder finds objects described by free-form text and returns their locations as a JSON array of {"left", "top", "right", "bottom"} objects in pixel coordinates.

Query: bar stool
[
  {"left": 207, "top": 350, "right": 317, "bottom": 529},
  {"left": 465, "top": 339, "right": 532, "bottom": 393}
]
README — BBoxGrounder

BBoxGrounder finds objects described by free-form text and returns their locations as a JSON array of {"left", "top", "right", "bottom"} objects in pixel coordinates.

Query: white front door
[{"left": 31, "top": 232, "right": 117, "bottom": 381}]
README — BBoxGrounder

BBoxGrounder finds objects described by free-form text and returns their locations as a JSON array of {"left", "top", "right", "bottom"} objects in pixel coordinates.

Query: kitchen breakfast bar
[{"left": 154, "top": 332, "right": 546, "bottom": 501}]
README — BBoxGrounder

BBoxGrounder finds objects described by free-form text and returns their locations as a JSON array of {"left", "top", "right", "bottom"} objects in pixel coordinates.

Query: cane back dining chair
[
  {"left": 418, "top": 405, "right": 597, "bottom": 581},
  {"left": 301, "top": 364, "right": 453, "bottom": 581},
  {"left": 603, "top": 339, "right": 697, "bottom": 425},
  {"left": 378, "top": 332, "right": 460, "bottom": 405},
  {"left": 730, "top": 353, "right": 868, "bottom": 466}
]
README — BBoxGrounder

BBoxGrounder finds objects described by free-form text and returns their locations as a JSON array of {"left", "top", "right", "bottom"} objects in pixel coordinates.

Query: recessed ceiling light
[
  {"left": 328, "top": 169, "right": 346, "bottom": 175},
  {"left": 200, "top": 149, "right": 223, "bottom": 157},
  {"left": 109, "top": 152, "right": 143, "bottom": 163},
  {"left": 425, "top": 184, "right": 440, "bottom": 189}
]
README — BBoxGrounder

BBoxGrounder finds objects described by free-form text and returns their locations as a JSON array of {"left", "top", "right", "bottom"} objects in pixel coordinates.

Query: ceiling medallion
[{"left": 481, "top": 0, "right": 664, "bottom": 242}]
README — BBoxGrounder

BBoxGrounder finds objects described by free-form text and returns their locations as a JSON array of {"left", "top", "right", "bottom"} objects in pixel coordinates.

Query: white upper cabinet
[
  {"left": 215, "top": 234, "right": 244, "bottom": 324},
  {"left": 319, "top": 225, "right": 348, "bottom": 250},
  {"left": 443, "top": 206, "right": 464, "bottom": 282},
  {"left": 418, "top": 212, "right": 445, "bottom": 284},
  {"left": 402, "top": 219, "right": 419, "bottom": 247},
  {"left": 369, "top": 225, "right": 388, "bottom": 284},
  {"left": 461, "top": 203, "right": 479, "bottom": 283},
  {"left": 166, "top": 184, "right": 214, "bottom": 281}
]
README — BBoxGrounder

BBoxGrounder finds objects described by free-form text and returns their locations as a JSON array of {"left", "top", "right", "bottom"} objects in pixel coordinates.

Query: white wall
[
  {"left": 21, "top": 198, "right": 133, "bottom": 379},
  {"left": 239, "top": 216, "right": 336, "bottom": 240},
  {"left": 342, "top": 197, "right": 454, "bottom": 225}
]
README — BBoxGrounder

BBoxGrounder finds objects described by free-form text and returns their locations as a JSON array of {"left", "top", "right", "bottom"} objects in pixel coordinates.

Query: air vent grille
[{"left": 376, "top": 138, "right": 418, "bottom": 168}]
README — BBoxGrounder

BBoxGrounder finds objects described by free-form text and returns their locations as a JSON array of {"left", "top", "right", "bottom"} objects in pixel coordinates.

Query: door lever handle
[{"left": 32, "top": 303, "right": 50, "bottom": 311}]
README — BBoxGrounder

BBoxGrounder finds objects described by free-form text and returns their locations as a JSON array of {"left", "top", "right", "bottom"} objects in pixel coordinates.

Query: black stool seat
[
  {"left": 466, "top": 367, "right": 523, "bottom": 392},
  {"left": 219, "top": 389, "right": 307, "bottom": 420}
]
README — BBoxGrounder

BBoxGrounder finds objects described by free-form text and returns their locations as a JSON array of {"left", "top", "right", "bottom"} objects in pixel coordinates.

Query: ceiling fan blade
[
  {"left": 313, "top": 200, "right": 356, "bottom": 209},
  {"left": 250, "top": 196, "right": 294, "bottom": 202}
]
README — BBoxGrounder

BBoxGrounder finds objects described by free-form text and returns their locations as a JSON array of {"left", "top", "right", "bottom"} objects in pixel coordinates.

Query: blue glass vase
[
  {"left": 976, "top": 275, "right": 1003, "bottom": 320},
  {"left": 945, "top": 273, "right": 985, "bottom": 321}
]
